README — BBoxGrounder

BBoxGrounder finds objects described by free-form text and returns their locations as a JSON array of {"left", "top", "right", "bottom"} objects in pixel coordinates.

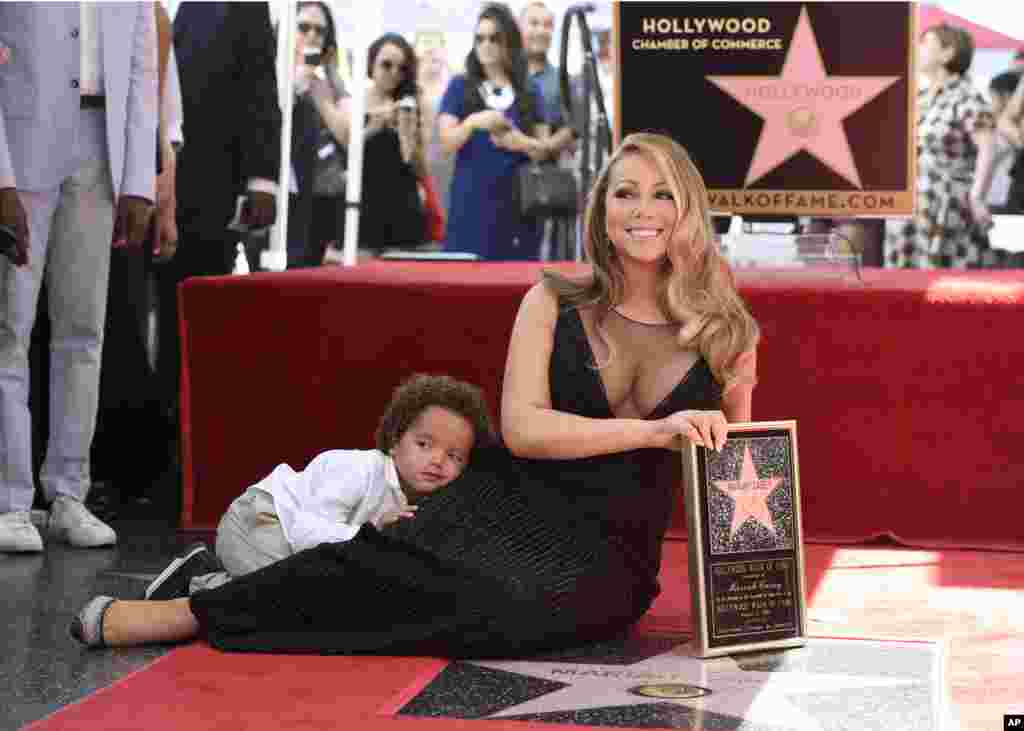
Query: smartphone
[
  {"left": 0, "top": 224, "right": 19, "bottom": 261},
  {"left": 303, "top": 47, "right": 323, "bottom": 66}
]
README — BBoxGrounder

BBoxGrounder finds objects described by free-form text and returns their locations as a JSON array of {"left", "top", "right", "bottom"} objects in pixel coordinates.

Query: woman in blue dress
[{"left": 437, "top": 3, "right": 550, "bottom": 260}]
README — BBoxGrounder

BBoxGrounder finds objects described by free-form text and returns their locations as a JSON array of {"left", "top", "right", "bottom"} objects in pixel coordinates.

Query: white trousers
[
  {"left": 189, "top": 486, "right": 292, "bottom": 594},
  {"left": 0, "top": 109, "right": 114, "bottom": 513}
]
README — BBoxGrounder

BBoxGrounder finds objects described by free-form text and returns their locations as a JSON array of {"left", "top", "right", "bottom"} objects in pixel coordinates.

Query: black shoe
[{"left": 144, "top": 542, "right": 223, "bottom": 600}]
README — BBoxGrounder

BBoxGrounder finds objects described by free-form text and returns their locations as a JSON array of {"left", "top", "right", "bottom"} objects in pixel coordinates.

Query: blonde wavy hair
[{"left": 543, "top": 132, "right": 759, "bottom": 391}]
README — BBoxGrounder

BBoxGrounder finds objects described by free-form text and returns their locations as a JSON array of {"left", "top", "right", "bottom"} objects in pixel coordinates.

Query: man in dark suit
[{"left": 156, "top": 1, "right": 282, "bottom": 431}]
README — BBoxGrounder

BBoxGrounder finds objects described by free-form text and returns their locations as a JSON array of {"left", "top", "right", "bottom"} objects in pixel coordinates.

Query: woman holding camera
[
  {"left": 437, "top": 3, "right": 549, "bottom": 261},
  {"left": 310, "top": 32, "right": 427, "bottom": 255},
  {"left": 287, "top": 2, "right": 349, "bottom": 268}
]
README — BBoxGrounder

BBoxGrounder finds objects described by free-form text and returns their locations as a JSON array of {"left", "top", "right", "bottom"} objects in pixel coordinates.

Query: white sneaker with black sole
[{"left": 144, "top": 542, "right": 223, "bottom": 600}]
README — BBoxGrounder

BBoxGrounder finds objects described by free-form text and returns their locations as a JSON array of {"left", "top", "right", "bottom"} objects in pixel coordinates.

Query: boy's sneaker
[{"left": 144, "top": 542, "right": 223, "bottom": 600}]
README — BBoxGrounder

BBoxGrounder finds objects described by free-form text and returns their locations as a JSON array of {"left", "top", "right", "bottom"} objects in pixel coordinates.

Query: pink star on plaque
[
  {"left": 706, "top": 6, "right": 900, "bottom": 188},
  {"left": 712, "top": 445, "right": 782, "bottom": 538}
]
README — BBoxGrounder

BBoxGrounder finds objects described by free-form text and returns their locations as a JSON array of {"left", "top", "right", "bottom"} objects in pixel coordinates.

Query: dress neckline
[
  {"left": 611, "top": 307, "right": 675, "bottom": 327},
  {"left": 571, "top": 309, "right": 702, "bottom": 421}
]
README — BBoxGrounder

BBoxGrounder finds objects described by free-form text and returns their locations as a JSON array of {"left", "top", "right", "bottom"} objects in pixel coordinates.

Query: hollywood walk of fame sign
[
  {"left": 393, "top": 634, "right": 950, "bottom": 730},
  {"left": 682, "top": 420, "right": 806, "bottom": 658},
  {"left": 613, "top": 2, "right": 916, "bottom": 217}
]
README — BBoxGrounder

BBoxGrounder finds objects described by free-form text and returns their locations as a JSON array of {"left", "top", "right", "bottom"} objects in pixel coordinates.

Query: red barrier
[{"left": 179, "top": 263, "right": 1024, "bottom": 550}]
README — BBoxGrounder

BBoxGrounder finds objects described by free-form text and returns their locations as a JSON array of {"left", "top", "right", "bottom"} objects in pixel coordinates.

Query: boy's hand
[{"left": 378, "top": 505, "right": 418, "bottom": 526}]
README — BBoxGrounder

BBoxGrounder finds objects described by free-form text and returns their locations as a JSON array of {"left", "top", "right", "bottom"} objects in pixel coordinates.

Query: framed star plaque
[
  {"left": 681, "top": 420, "right": 806, "bottom": 658},
  {"left": 613, "top": 2, "right": 916, "bottom": 217}
]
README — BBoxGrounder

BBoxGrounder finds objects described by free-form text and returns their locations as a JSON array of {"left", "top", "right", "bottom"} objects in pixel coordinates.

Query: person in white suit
[{"left": 0, "top": 2, "right": 158, "bottom": 552}]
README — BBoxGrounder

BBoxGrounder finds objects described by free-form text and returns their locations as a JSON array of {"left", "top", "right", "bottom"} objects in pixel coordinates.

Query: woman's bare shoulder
[{"left": 516, "top": 280, "right": 560, "bottom": 326}]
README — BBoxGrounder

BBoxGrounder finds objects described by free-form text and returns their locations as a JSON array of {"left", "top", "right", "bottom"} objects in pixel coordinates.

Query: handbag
[
  {"left": 418, "top": 175, "right": 446, "bottom": 242},
  {"left": 518, "top": 162, "right": 578, "bottom": 218}
]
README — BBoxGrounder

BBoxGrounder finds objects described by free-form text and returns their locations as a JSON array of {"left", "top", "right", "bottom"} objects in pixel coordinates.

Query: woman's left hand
[
  {"left": 491, "top": 129, "right": 545, "bottom": 160},
  {"left": 490, "top": 127, "right": 517, "bottom": 151},
  {"left": 650, "top": 409, "right": 729, "bottom": 452},
  {"left": 969, "top": 196, "right": 992, "bottom": 231}
]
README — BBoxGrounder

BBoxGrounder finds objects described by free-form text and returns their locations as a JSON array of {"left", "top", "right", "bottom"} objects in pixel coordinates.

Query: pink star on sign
[
  {"left": 712, "top": 445, "right": 782, "bottom": 539},
  {"left": 706, "top": 6, "right": 900, "bottom": 188}
]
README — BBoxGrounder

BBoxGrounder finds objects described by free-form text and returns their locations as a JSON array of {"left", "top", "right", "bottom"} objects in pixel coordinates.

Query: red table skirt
[{"left": 179, "top": 263, "right": 1024, "bottom": 551}]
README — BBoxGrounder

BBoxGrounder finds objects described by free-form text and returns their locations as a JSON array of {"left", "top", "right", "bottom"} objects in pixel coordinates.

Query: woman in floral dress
[{"left": 885, "top": 23, "right": 997, "bottom": 269}]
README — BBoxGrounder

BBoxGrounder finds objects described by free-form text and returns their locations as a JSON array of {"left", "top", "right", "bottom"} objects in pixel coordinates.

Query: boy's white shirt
[{"left": 254, "top": 449, "right": 409, "bottom": 553}]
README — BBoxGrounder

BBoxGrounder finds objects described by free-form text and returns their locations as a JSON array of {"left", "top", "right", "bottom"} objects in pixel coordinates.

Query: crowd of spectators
[{"left": 276, "top": 4, "right": 1024, "bottom": 271}]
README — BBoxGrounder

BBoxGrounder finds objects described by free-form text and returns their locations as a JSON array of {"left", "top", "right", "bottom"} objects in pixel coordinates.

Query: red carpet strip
[{"left": 29, "top": 542, "right": 1024, "bottom": 731}]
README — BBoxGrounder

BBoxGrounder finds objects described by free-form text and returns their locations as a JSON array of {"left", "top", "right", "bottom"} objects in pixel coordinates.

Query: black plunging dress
[{"left": 189, "top": 306, "right": 723, "bottom": 655}]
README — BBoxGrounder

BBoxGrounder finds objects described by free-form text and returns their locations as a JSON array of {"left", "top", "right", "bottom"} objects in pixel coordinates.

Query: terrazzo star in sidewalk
[
  {"left": 470, "top": 639, "right": 929, "bottom": 729},
  {"left": 706, "top": 5, "right": 900, "bottom": 188}
]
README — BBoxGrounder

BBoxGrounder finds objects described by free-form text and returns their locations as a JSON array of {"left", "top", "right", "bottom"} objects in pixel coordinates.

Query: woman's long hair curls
[{"left": 543, "top": 132, "right": 759, "bottom": 391}]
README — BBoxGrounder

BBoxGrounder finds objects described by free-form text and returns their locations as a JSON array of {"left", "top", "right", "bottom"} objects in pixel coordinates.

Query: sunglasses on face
[
  {"left": 298, "top": 22, "right": 326, "bottom": 37},
  {"left": 475, "top": 32, "right": 503, "bottom": 46},
  {"left": 379, "top": 59, "right": 408, "bottom": 74}
]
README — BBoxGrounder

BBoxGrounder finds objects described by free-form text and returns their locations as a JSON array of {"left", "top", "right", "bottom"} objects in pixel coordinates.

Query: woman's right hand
[
  {"left": 650, "top": 409, "right": 729, "bottom": 452},
  {"left": 470, "top": 109, "right": 511, "bottom": 134},
  {"left": 293, "top": 64, "right": 318, "bottom": 96}
]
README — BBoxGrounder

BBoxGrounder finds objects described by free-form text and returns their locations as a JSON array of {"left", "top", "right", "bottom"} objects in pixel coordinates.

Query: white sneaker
[
  {"left": 48, "top": 496, "right": 117, "bottom": 548},
  {"left": 0, "top": 511, "right": 44, "bottom": 552}
]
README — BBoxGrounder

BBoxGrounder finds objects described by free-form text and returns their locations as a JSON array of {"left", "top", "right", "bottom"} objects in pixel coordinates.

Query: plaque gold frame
[{"left": 681, "top": 420, "right": 807, "bottom": 658}]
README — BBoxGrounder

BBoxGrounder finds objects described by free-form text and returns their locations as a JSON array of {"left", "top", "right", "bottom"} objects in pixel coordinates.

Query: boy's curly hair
[{"left": 375, "top": 374, "right": 494, "bottom": 454}]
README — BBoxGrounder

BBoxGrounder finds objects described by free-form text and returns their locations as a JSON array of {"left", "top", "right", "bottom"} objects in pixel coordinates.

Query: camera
[{"left": 303, "top": 46, "right": 322, "bottom": 66}]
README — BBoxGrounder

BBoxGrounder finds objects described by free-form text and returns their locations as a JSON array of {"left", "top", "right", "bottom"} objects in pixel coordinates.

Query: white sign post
[
  {"left": 262, "top": 0, "right": 297, "bottom": 272},
  {"left": 340, "top": 5, "right": 383, "bottom": 266}
]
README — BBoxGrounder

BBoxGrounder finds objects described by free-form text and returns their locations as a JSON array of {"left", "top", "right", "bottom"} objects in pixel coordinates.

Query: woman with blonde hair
[
  {"left": 72, "top": 133, "right": 759, "bottom": 658},
  {"left": 519, "top": 130, "right": 759, "bottom": 428}
]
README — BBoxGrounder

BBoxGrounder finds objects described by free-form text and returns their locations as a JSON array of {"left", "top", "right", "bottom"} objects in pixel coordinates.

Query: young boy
[{"left": 143, "top": 373, "right": 493, "bottom": 600}]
